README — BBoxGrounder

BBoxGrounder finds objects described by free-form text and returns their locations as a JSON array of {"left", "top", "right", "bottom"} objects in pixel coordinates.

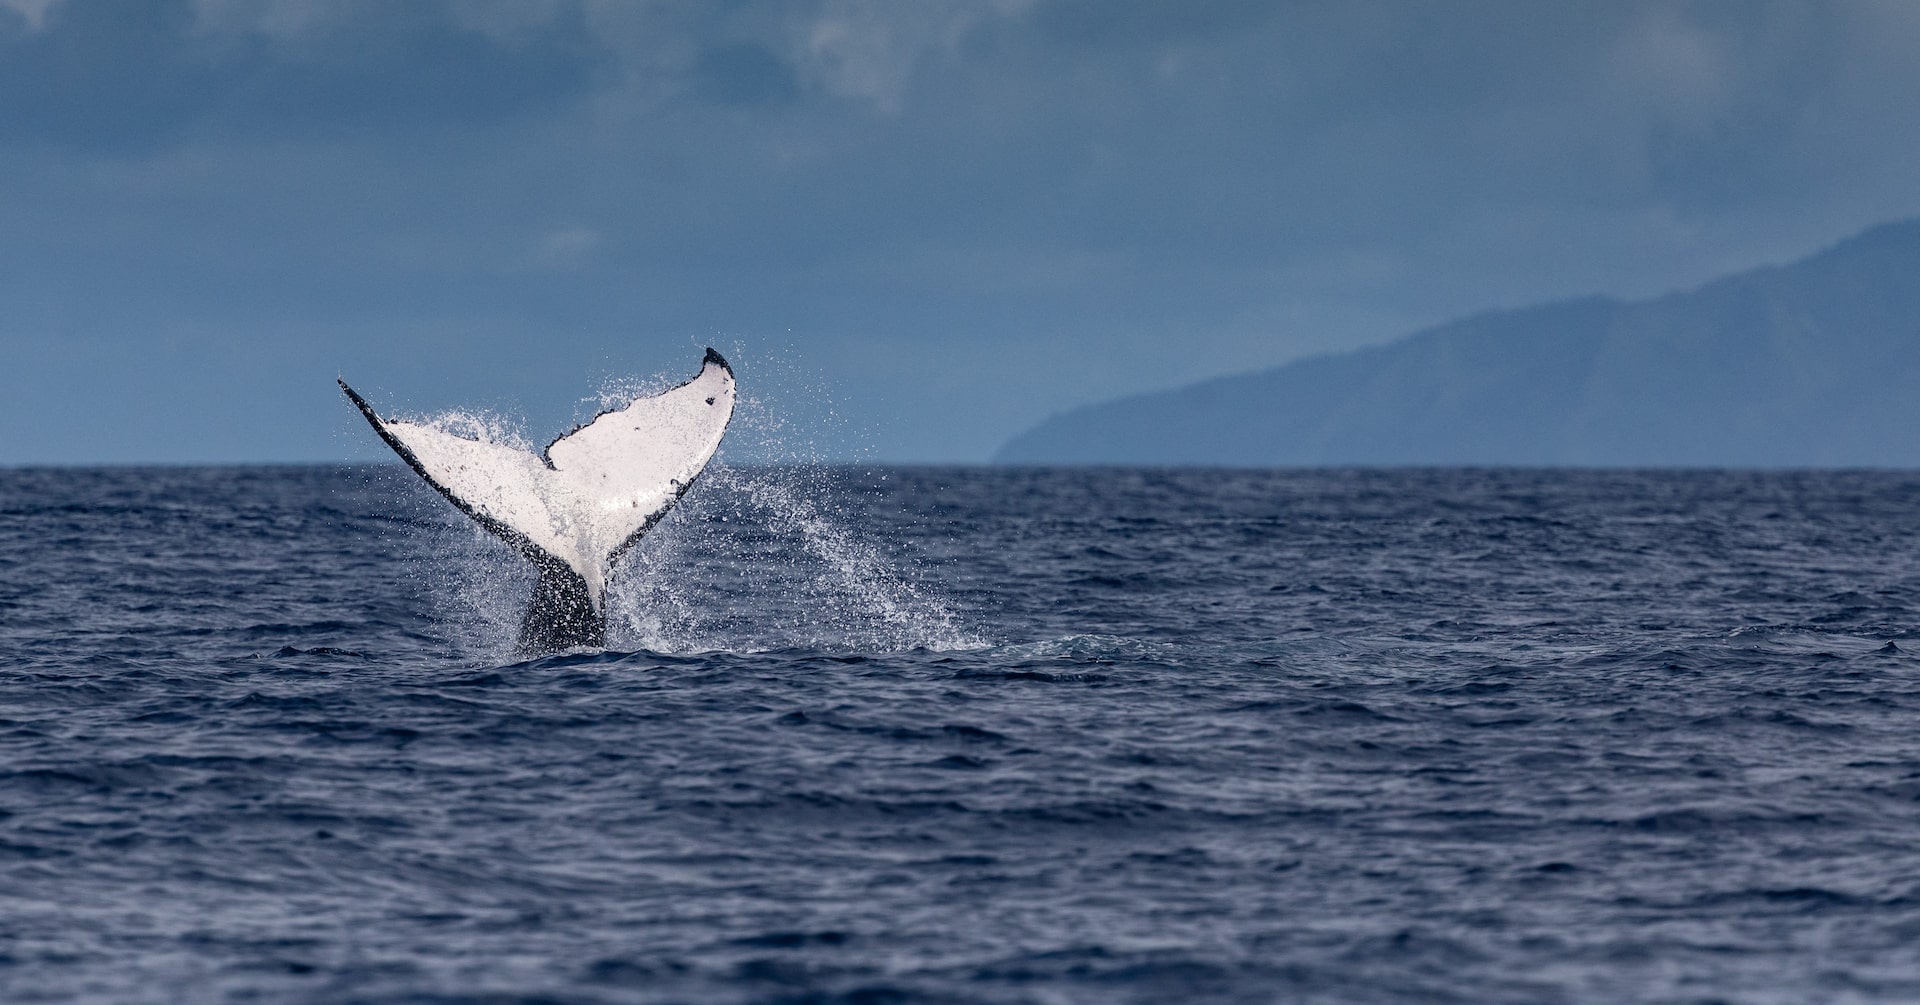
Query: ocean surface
[{"left": 6, "top": 465, "right": 1920, "bottom": 1004}]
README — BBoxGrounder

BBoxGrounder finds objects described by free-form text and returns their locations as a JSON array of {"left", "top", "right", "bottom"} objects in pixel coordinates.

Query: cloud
[
  {"left": 792, "top": 0, "right": 1027, "bottom": 113},
  {"left": 0, "top": 0, "right": 56, "bottom": 28},
  {"left": 534, "top": 226, "right": 601, "bottom": 269},
  {"left": 10, "top": 0, "right": 1920, "bottom": 461},
  {"left": 0, "top": 0, "right": 606, "bottom": 152},
  {"left": 688, "top": 41, "right": 800, "bottom": 107}
]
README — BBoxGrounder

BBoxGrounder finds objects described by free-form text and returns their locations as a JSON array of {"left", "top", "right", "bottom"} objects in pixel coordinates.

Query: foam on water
[
  {"left": 368, "top": 355, "right": 975, "bottom": 658},
  {"left": 984, "top": 633, "right": 1182, "bottom": 663},
  {"left": 607, "top": 465, "right": 985, "bottom": 654},
  {"left": 364, "top": 409, "right": 534, "bottom": 663},
  {"left": 392, "top": 460, "right": 982, "bottom": 659},
  {"left": 20, "top": 466, "right": 1920, "bottom": 1002}
]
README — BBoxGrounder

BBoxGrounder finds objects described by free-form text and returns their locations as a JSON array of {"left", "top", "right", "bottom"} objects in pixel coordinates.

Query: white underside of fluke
[{"left": 342, "top": 352, "right": 736, "bottom": 611}]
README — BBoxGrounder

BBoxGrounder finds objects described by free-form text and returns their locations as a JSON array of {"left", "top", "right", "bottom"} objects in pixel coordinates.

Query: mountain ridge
[{"left": 994, "top": 220, "right": 1920, "bottom": 466}]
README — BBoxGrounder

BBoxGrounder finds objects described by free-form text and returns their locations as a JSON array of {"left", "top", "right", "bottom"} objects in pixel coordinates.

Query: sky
[{"left": 6, "top": 0, "right": 1920, "bottom": 464}]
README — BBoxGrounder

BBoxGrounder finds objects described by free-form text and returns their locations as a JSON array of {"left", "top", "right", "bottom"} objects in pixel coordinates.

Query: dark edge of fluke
[
  {"left": 337, "top": 348, "right": 733, "bottom": 657},
  {"left": 540, "top": 347, "right": 731, "bottom": 462},
  {"left": 337, "top": 378, "right": 605, "bottom": 656},
  {"left": 594, "top": 348, "right": 732, "bottom": 597}
]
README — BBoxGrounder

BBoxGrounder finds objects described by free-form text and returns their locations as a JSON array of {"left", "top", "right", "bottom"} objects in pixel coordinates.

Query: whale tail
[{"left": 341, "top": 349, "right": 737, "bottom": 653}]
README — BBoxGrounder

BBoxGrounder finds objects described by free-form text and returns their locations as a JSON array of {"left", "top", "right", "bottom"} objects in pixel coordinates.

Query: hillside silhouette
[{"left": 997, "top": 221, "right": 1920, "bottom": 466}]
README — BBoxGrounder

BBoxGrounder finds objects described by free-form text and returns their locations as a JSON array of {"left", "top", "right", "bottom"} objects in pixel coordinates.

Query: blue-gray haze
[
  {"left": 997, "top": 220, "right": 1920, "bottom": 466},
  {"left": 6, "top": 1, "right": 1920, "bottom": 463}
]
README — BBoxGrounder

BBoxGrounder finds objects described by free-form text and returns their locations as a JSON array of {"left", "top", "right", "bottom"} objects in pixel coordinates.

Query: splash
[
  {"left": 427, "top": 409, "right": 538, "bottom": 454},
  {"left": 389, "top": 403, "right": 983, "bottom": 658},
  {"left": 374, "top": 407, "right": 541, "bottom": 662},
  {"left": 606, "top": 465, "right": 986, "bottom": 654}
]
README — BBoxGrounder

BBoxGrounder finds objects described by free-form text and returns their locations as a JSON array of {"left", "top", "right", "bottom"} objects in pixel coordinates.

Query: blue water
[{"left": 6, "top": 465, "right": 1920, "bottom": 1003}]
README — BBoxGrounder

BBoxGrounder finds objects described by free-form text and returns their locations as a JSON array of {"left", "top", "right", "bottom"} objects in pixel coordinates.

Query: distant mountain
[{"left": 995, "top": 221, "right": 1920, "bottom": 466}]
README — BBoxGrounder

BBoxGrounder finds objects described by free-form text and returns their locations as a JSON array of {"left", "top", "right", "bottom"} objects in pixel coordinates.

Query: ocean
[{"left": 4, "top": 464, "right": 1920, "bottom": 1003}]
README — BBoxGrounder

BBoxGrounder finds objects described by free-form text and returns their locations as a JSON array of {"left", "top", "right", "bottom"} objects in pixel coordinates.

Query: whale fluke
[{"left": 341, "top": 349, "right": 736, "bottom": 653}]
